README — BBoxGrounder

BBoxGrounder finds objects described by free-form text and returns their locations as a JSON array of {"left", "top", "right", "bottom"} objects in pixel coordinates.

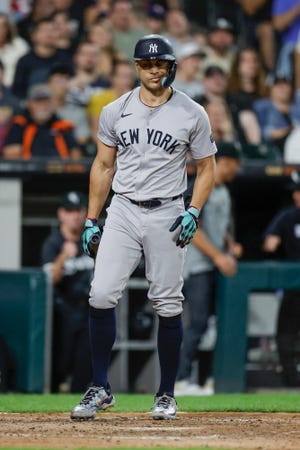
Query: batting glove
[
  {"left": 169, "top": 206, "right": 199, "bottom": 248},
  {"left": 82, "top": 218, "right": 101, "bottom": 258}
]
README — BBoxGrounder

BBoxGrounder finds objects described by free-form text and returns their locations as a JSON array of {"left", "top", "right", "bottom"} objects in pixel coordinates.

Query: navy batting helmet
[{"left": 134, "top": 34, "right": 177, "bottom": 87}]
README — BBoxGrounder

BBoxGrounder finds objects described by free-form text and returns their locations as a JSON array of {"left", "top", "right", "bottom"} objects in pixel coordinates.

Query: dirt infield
[{"left": 1, "top": 412, "right": 300, "bottom": 449}]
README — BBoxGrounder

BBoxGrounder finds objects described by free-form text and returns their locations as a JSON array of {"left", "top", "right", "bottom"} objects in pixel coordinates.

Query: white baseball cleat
[
  {"left": 174, "top": 379, "right": 214, "bottom": 396},
  {"left": 70, "top": 386, "right": 115, "bottom": 420},
  {"left": 152, "top": 393, "right": 177, "bottom": 420}
]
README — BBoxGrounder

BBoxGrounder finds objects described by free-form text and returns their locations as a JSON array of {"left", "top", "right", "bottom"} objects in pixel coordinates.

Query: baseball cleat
[
  {"left": 174, "top": 379, "right": 214, "bottom": 396},
  {"left": 70, "top": 386, "right": 115, "bottom": 420},
  {"left": 152, "top": 393, "right": 177, "bottom": 420}
]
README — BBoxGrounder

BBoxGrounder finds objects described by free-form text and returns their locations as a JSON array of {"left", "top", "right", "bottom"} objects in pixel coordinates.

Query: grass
[
  {"left": 1, "top": 392, "right": 300, "bottom": 413},
  {"left": 1, "top": 393, "right": 299, "bottom": 450}
]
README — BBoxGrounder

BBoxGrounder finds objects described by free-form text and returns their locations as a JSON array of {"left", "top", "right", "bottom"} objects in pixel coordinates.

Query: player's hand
[
  {"left": 61, "top": 241, "right": 78, "bottom": 258},
  {"left": 169, "top": 206, "right": 199, "bottom": 248},
  {"left": 82, "top": 218, "right": 101, "bottom": 258},
  {"left": 213, "top": 253, "right": 237, "bottom": 276}
]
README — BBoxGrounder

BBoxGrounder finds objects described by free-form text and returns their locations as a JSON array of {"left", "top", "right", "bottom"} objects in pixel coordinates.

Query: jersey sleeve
[
  {"left": 272, "top": 0, "right": 289, "bottom": 15},
  {"left": 4, "top": 121, "right": 24, "bottom": 146},
  {"left": 97, "top": 105, "right": 117, "bottom": 147},
  {"left": 263, "top": 210, "right": 287, "bottom": 238},
  {"left": 189, "top": 106, "right": 217, "bottom": 160}
]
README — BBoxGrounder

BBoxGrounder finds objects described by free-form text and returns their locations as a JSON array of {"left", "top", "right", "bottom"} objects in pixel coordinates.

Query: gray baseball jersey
[
  {"left": 91, "top": 86, "right": 217, "bottom": 316},
  {"left": 98, "top": 87, "right": 217, "bottom": 200}
]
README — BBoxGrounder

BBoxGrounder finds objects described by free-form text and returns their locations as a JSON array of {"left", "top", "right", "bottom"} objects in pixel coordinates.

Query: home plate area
[{"left": 1, "top": 412, "right": 300, "bottom": 449}]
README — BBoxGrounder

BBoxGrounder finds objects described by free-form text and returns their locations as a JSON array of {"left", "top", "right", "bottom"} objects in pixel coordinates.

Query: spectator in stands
[
  {"left": 68, "top": 40, "right": 110, "bottom": 107},
  {"left": 53, "top": 0, "right": 84, "bottom": 36},
  {"left": 197, "top": 65, "right": 229, "bottom": 104},
  {"left": 17, "top": 0, "right": 56, "bottom": 43},
  {"left": 83, "top": 0, "right": 112, "bottom": 28},
  {"left": 238, "top": 0, "right": 276, "bottom": 74},
  {"left": 145, "top": 3, "right": 167, "bottom": 35},
  {"left": 0, "top": 13, "right": 29, "bottom": 87},
  {"left": 48, "top": 64, "right": 92, "bottom": 151},
  {"left": 227, "top": 47, "right": 269, "bottom": 109},
  {"left": 3, "top": 0, "right": 31, "bottom": 24},
  {"left": 197, "top": 65, "right": 261, "bottom": 146},
  {"left": 12, "top": 17, "right": 73, "bottom": 100},
  {"left": 53, "top": 0, "right": 77, "bottom": 12},
  {"left": 0, "top": 60, "right": 21, "bottom": 156},
  {"left": 262, "top": 174, "right": 300, "bottom": 386},
  {"left": 202, "top": 18, "right": 237, "bottom": 75},
  {"left": 175, "top": 142, "right": 242, "bottom": 396},
  {"left": 204, "top": 99, "right": 237, "bottom": 144},
  {"left": 107, "top": 0, "right": 148, "bottom": 60},
  {"left": 172, "top": 41, "right": 205, "bottom": 99},
  {"left": 87, "top": 59, "right": 136, "bottom": 141},
  {"left": 2, "top": 83, "right": 81, "bottom": 159},
  {"left": 164, "top": 8, "right": 193, "bottom": 54},
  {"left": 253, "top": 75, "right": 300, "bottom": 153},
  {"left": 52, "top": 9, "right": 79, "bottom": 55},
  {"left": 41, "top": 190, "right": 94, "bottom": 392},
  {"left": 86, "top": 19, "right": 123, "bottom": 84},
  {"left": 272, "top": 0, "right": 300, "bottom": 79}
]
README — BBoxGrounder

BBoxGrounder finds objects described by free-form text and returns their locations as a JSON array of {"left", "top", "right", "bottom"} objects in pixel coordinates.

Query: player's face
[
  {"left": 135, "top": 59, "right": 170, "bottom": 91},
  {"left": 58, "top": 207, "right": 87, "bottom": 232}
]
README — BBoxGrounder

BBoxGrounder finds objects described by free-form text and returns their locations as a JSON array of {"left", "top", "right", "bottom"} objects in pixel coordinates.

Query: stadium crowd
[
  {"left": 0, "top": 0, "right": 299, "bottom": 162},
  {"left": 1, "top": 0, "right": 300, "bottom": 394}
]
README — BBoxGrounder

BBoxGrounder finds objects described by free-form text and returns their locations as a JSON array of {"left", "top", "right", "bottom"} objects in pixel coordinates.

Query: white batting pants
[{"left": 89, "top": 194, "right": 186, "bottom": 317}]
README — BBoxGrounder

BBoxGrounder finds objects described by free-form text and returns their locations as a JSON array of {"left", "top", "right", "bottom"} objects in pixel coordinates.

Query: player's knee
[
  {"left": 89, "top": 284, "right": 118, "bottom": 309},
  {"left": 152, "top": 298, "right": 183, "bottom": 317}
]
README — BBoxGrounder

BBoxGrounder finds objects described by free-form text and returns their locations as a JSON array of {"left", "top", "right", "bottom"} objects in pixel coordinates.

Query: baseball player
[{"left": 71, "top": 34, "right": 217, "bottom": 421}]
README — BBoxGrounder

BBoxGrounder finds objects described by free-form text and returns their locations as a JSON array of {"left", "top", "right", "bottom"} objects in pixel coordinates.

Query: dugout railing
[{"left": 214, "top": 261, "right": 300, "bottom": 392}]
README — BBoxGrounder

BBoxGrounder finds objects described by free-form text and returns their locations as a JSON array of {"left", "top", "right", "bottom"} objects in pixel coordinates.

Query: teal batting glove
[
  {"left": 169, "top": 206, "right": 199, "bottom": 248},
  {"left": 82, "top": 218, "right": 101, "bottom": 258}
]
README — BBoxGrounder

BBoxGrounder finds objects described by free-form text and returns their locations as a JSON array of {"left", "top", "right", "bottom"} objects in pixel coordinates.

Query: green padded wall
[
  {"left": 0, "top": 269, "right": 50, "bottom": 392},
  {"left": 214, "top": 261, "right": 300, "bottom": 392}
]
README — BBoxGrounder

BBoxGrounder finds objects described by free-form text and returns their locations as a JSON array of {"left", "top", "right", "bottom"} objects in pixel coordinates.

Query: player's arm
[
  {"left": 192, "top": 227, "right": 237, "bottom": 276},
  {"left": 87, "top": 139, "right": 117, "bottom": 219},
  {"left": 169, "top": 155, "right": 216, "bottom": 248},
  {"left": 189, "top": 155, "right": 216, "bottom": 210},
  {"left": 2, "top": 144, "right": 22, "bottom": 159},
  {"left": 272, "top": 2, "right": 300, "bottom": 32},
  {"left": 263, "top": 234, "right": 281, "bottom": 253},
  {"left": 237, "top": 0, "right": 267, "bottom": 16},
  {"left": 262, "top": 211, "right": 285, "bottom": 253},
  {"left": 82, "top": 140, "right": 116, "bottom": 257}
]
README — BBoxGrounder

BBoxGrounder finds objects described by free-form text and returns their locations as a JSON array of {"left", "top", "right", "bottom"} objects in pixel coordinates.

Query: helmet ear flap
[{"left": 162, "top": 61, "right": 177, "bottom": 87}]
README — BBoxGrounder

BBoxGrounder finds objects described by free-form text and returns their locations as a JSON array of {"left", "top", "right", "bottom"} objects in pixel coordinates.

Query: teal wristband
[
  {"left": 187, "top": 206, "right": 200, "bottom": 219},
  {"left": 85, "top": 218, "right": 98, "bottom": 227}
]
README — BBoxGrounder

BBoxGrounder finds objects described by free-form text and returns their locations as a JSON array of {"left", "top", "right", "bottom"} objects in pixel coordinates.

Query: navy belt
[{"left": 125, "top": 194, "right": 182, "bottom": 209}]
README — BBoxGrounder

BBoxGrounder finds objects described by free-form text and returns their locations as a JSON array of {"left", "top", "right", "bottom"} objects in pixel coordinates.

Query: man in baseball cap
[
  {"left": 172, "top": 41, "right": 206, "bottom": 99},
  {"left": 61, "top": 191, "right": 87, "bottom": 210},
  {"left": 41, "top": 189, "right": 92, "bottom": 394},
  {"left": 203, "top": 17, "right": 236, "bottom": 75}
]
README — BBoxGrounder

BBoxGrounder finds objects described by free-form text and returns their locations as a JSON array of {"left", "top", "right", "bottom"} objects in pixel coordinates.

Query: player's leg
[
  {"left": 143, "top": 199, "right": 185, "bottom": 419},
  {"left": 177, "top": 271, "right": 215, "bottom": 382},
  {"left": 71, "top": 307, "right": 92, "bottom": 393},
  {"left": 71, "top": 195, "right": 143, "bottom": 420}
]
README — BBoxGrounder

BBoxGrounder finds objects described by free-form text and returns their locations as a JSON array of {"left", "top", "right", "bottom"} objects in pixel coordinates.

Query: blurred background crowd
[
  {"left": 1, "top": 0, "right": 300, "bottom": 394},
  {"left": 0, "top": 0, "right": 299, "bottom": 162}
]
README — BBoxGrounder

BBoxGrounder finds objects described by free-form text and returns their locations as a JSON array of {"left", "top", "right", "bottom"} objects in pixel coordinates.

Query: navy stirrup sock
[
  {"left": 89, "top": 306, "right": 116, "bottom": 391},
  {"left": 157, "top": 314, "right": 183, "bottom": 397}
]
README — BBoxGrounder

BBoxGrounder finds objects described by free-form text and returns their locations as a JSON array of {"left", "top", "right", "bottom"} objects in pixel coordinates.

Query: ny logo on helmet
[{"left": 149, "top": 43, "right": 158, "bottom": 53}]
